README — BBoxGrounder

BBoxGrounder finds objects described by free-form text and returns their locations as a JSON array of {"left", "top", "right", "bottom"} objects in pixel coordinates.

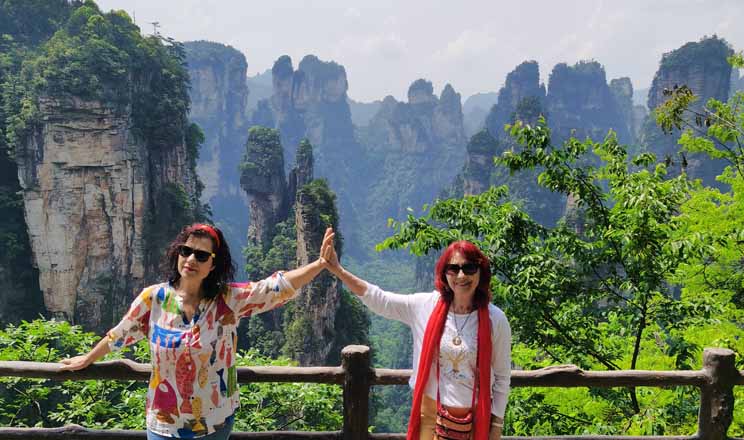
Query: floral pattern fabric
[{"left": 107, "top": 272, "right": 296, "bottom": 438}]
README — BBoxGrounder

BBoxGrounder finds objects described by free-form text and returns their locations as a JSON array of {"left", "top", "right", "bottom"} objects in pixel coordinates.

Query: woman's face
[
  {"left": 445, "top": 251, "right": 480, "bottom": 300},
  {"left": 177, "top": 235, "right": 215, "bottom": 284}
]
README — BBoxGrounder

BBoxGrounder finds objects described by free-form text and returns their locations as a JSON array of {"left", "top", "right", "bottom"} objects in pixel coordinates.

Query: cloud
[
  {"left": 336, "top": 33, "right": 408, "bottom": 60},
  {"left": 433, "top": 28, "right": 500, "bottom": 62}
]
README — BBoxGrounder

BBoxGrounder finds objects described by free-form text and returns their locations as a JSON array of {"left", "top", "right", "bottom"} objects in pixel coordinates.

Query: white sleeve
[
  {"left": 358, "top": 282, "right": 419, "bottom": 326},
  {"left": 490, "top": 308, "right": 512, "bottom": 417}
]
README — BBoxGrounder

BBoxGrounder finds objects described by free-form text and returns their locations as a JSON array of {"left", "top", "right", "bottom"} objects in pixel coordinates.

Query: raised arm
[
  {"left": 320, "top": 227, "right": 421, "bottom": 325},
  {"left": 319, "top": 227, "right": 368, "bottom": 295}
]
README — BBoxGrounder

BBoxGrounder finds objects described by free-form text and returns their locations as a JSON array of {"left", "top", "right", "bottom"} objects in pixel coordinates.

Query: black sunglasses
[
  {"left": 445, "top": 263, "right": 479, "bottom": 275},
  {"left": 178, "top": 245, "right": 215, "bottom": 263}
]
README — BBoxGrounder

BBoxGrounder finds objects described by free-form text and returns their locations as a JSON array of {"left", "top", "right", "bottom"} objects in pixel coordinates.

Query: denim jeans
[{"left": 146, "top": 414, "right": 234, "bottom": 440}]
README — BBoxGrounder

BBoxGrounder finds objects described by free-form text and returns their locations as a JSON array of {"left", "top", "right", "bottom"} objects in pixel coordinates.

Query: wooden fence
[{"left": 0, "top": 345, "right": 741, "bottom": 440}]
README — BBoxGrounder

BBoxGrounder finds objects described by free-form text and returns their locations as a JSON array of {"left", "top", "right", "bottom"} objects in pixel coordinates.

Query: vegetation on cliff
[
  {"left": 240, "top": 131, "right": 368, "bottom": 364},
  {"left": 0, "top": 0, "right": 208, "bottom": 327}
]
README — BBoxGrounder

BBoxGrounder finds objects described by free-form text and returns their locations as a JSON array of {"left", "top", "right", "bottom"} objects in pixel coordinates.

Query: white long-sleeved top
[{"left": 360, "top": 283, "right": 511, "bottom": 417}]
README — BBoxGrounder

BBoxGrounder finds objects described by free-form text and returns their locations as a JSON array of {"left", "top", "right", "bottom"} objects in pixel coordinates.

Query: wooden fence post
[
  {"left": 698, "top": 348, "right": 737, "bottom": 440},
  {"left": 342, "top": 345, "right": 371, "bottom": 440}
]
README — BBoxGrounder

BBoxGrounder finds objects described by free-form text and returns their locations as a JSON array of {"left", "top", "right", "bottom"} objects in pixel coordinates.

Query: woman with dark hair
[
  {"left": 320, "top": 230, "right": 511, "bottom": 440},
  {"left": 61, "top": 223, "right": 334, "bottom": 440}
]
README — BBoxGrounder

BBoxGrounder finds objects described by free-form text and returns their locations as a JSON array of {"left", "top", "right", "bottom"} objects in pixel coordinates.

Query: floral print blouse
[{"left": 106, "top": 272, "right": 297, "bottom": 438}]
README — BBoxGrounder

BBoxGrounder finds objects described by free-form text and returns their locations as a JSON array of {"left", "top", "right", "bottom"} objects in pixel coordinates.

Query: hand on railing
[{"left": 58, "top": 354, "right": 93, "bottom": 371}]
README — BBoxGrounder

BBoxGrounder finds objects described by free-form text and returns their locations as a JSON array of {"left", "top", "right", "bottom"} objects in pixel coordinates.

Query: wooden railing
[{"left": 0, "top": 346, "right": 741, "bottom": 440}]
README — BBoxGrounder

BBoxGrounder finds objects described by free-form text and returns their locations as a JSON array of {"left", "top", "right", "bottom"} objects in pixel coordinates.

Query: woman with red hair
[{"left": 321, "top": 231, "right": 511, "bottom": 440}]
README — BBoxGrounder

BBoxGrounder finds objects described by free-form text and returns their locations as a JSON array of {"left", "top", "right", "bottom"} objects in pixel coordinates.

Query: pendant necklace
[{"left": 451, "top": 308, "right": 472, "bottom": 346}]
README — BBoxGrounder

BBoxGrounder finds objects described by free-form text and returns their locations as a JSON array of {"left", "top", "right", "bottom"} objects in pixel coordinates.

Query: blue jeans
[{"left": 146, "top": 414, "right": 234, "bottom": 439}]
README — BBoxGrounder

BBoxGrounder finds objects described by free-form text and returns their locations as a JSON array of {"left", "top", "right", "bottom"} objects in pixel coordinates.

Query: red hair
[{"left": 434, "top": 240, "right": 492, "bottom": 308}]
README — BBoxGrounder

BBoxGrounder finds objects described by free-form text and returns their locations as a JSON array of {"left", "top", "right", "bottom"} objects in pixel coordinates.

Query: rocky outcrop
[
  {"left": 458, "top": 129, "right": 500, "bottom": 196},
  {"left": 455, "top": 62, "right": 556, "bottom": 224},
  {"left": 15, "top": 97, "right": 146, "bottom": 330},
  {"left": 609, "top": 77, "right": 636, "bottom": 143},
  {"left": 185, "top": 41, "right": 251, "bottom": 272},
  {"left": 367, "top": 80, "right": 466, "bottom": 154},
  {"left": 486, "top": 61, "right": 546, "bottom": 139},
  {"left": 454, "top": 60, "right": 635, "bottom": 227},
  {"left": 288, "top": 139, "right": 313, "bottom": 201},
  {"left": 640, "top": 36, "right": 733, "bottom": 185},
  {"left": 731, "top": 69, "right": 744, "bottom": 97},
  {"left": 348, "top": 98, "right": 382, "bottom": 127},
  {"left": 647, "top": 37, "right": 732, "bottom": 112},
  {"left": 239, "top": 133, "right": 366, "bottom": 365},
  {"left": 14, "top": 95, "right": 200, "bottom": 332},
  {"left": 240, "top": 127, "right": 289, "bottom": 247},
  {"left": 361, "top": 79, "right": 467, "bottom": 248},
  {"left": 290, "top": 178, "right": 341, "bottom": 365},
  {"left": 267, "top": 55, "right": 357, "bottom": 172},
  {"left": 546, "top": 61, "right": 631, "bottom": 145}
]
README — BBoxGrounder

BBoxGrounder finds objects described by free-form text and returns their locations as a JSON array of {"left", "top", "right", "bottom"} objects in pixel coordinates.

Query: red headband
[{"left": 189, "top": 223, "right": 220, "bottom": 249}]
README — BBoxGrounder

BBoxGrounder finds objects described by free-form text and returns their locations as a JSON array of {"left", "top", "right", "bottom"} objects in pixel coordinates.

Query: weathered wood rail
[{"left": 0, "top": 346, "right": 741, "bottom": 440}]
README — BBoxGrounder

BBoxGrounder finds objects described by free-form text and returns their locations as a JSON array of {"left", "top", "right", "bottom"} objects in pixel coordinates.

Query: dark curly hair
[
  {"left": 162, "top": 224, "right": 236, "bottom": 300},
  {"left": 434, "top": 240, "right": 492, "bottom": 309}
]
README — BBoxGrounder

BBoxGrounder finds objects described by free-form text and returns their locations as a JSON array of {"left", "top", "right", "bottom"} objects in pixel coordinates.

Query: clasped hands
[{"left": 318, "top": 226, "right": 342, "bottom": 276}]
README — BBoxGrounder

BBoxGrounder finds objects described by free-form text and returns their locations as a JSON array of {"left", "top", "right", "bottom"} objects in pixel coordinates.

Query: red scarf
[{"left": 407, "top": 299, "right": 492, "bottom": 440}]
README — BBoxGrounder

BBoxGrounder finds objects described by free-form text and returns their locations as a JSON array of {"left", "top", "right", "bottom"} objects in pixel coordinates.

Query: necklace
[{"left": 451, "top": 309, "right": 472, "bottom": 346}]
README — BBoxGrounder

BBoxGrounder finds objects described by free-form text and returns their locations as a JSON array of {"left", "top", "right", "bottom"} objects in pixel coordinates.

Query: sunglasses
[
  {"left": 178, "top": 245, "right": 215, "bottom": 263},
  {"left": 445, "top": 263, "right": 479, "bottom": 275}
]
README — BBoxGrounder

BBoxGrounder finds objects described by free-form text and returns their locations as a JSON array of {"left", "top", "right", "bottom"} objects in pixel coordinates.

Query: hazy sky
[{"left": 97, "top": 0, "right": 743, "bottom": 103}]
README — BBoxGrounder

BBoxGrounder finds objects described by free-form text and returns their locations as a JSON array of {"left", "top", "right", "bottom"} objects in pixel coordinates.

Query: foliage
[
  {"left": 244, "top": 217, "right": 296, "bottom": 280},
  {"left": 0, "top": 0, "right": 79, "bottom": 45},
  {"left": 0, "top": 318, "right": 148, "bottom": 429},
  {"left": 240, "top": 126, "right": 285, "bottom": 184},
  {"left": 233, "top": 350, "right": 343, "bottom": 431},
  {"left": 0, "top": 1, "right": 208, "bottom": 301},
  {"left": 656, "top": 84, "right": 744, "bottom": 176}
]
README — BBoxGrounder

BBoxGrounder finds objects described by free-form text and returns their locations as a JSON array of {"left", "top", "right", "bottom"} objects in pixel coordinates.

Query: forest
[{"left": 1, "top": 0, "right": 744, "bottom": 436}]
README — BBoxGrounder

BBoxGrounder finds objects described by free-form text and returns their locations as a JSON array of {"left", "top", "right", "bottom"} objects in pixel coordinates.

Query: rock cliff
[
  {"left": 15, "top": 97, "right": 146, "bottom": 330},
  {"left": 455, "top": 60, "right": 634, "bottom": 226},
  {"left": 240, "top": 127, "right": 289, "bottom": 247},
  {"left": 360, "top": 79, "right": 467, "bottom": 249},
  {"left": 0, "top": 146, "right": 43, "bottom": 324},
  {"left": 609, "top": 77, "right": 636, "bottom": 143},
  {"left": 485, "top": 61, "right": 546, "bottom": 140},
  {"left": 288, "top": 178, "right": 342, "bottom": 365},
  {"left": 239, "top": 130, "right": 367, "bottom": 365},
  {"left": 640, "top": 36, "right": 733, "bottom": 186},
  {"left": 14, "top": 92, "right": 202, "bottom": 332},
  {"left": 267, "top": 55, "right": 357, "bottom": 173},
  {"left": 463, "top": 92, "right": 498, "bottom": 137},
  {"left": 4, "top": 4, "right": 205, "bottom": 332},
  {"left": 546, "top": 61, "right": 632, "bottom": 145},
  {"left": 185, "top": 41, "right": 251, "bottom": 268}
]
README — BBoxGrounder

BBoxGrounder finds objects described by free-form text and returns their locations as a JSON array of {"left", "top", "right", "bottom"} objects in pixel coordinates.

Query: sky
[{"left": 96, "top": 0, "right": 744, "bottom": 103}]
